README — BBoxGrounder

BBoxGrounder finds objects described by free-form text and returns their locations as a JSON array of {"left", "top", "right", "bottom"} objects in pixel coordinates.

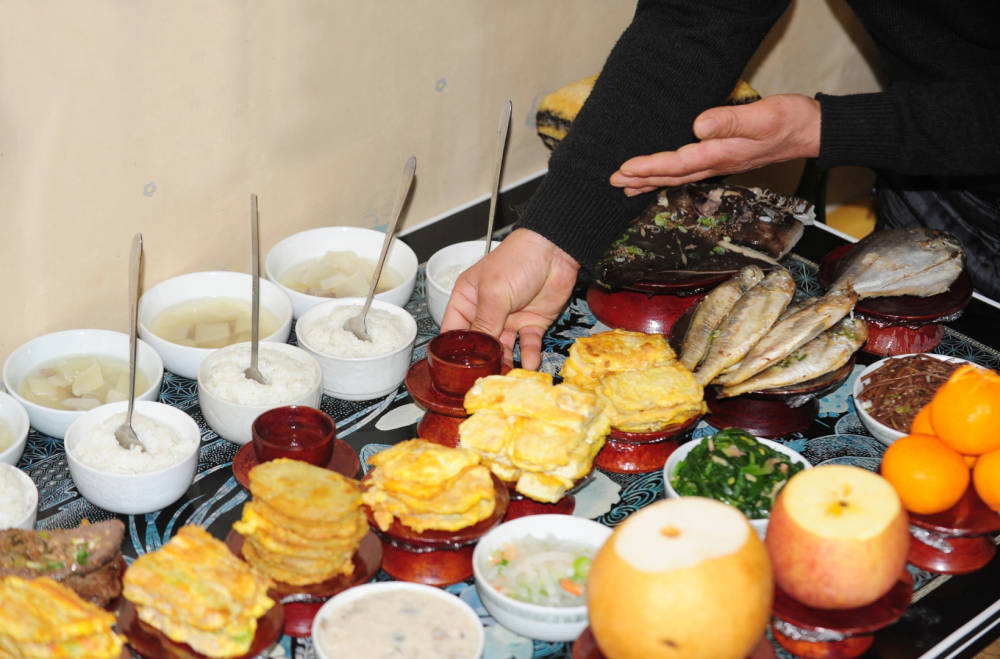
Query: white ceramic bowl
[
  {"left": 64, "top": 400, "right": 200, "bottom": 515},
  {"left": 425, "top": 240, "right": 499, "bottom": 327},
  {"left": 2, "top": 329, "right": 165, "bottom": 439},
  {"left": 0, "top": 393, "right": 30, "bottom": 465},
  {"left": 138, "top": 270, "right": 294, "bottom": 380},
  {"left": 0, "top": 464, "right": 38, "bottom": 530},
  {"left": 295, "top": 298, "right": 417, "bottom": 401},
  {"left": 472, "top": 514, "right": 612, "bottom": 642},
  {"left": 265, "top": 226, "right": 418, "bottom": 319},
  {"left": 852, "top": 353, "right": 973, "bottom": 446},
  {"left": 311, "top": 581, "right": 485, "bottom": 659},
  {"left": 663, "top": 434, "right": 811, "bottom": 539},
  {"left": 197, "top": 342, "right": 323, "bottom": 445}
]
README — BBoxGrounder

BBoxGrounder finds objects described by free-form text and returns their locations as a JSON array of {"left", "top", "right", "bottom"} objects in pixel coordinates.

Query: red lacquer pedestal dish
[
  {"left": 362, "top": 474, "right": 510, "bottom": 587},
  {"left": 502, "top": 472, "right": 594, "bottom": 520},
  {"left": 908, "top": 485, "right": 1000, "bottom": 574},
  {"left": 586, "top": 276, "right": 722, "bottom": 335},
  {"left": 406, "top": 357, "right": 468, "bottom": 447},
  {"left": 118, "top": 598, "right": 284, "bottom": 659},
  {"left": 232, "top": 438, "right": 360, "bottom": 488},
  {"left": 819, "top": 244, "right": 973, "bottom": 357},
  {"left": 224, "top": 529, "right": 382, "bottom": 638},
  {"left": 572, "top": 626, "right": 778, "bottom": 659},
  {"left": 770, "top": 571, "right": 913, "bottom": 659},
  {"left": 596, "top": 415, "right": 701, "bottom": 474}
]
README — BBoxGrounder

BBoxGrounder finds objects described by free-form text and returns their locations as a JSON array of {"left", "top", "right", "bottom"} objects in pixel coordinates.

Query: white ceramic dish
[
  {"left": 311, "top": 581, "right": 485, "bottom": 659},
  {"left": 425, "top": 240, "right": 499, "bottom": 327},
  {"left": 265, "top": 226, "right": 418, "bottom": 319},
  {"left": 295, "top": 298, "right": 417, "bottom": 401},
  {"left": 663, "top": 434, "right": 811, "bottom": 539},
  {"left": 137, "top": 270, "right": 293, "bottom": 380},
  {"left": 64, "top": 400, "right": 200, "bottom": 515},
  {"left": 0, "top": 393, "right": 30, "bottom": 465},
  {"left": 0, "top": 463, "right": 38, "bottom": 530},
  {"left": 197, "top": 342, "right": 323, "bottom": 445},
  {"left": 472, "top": 514, "right": 611, "bottom": 642},
  {"left": 852, "top": 353, "right": 973, "bottom": 446},
  {"left": 2, "top": 329, "right": 164, "bottom": 439}
]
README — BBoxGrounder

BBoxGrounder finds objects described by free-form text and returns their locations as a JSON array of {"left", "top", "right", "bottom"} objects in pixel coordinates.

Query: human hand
[
  {"left": 440, "top": 228, "right": 580, "bottom": 370},
  {"left": 609, "top": 94, "right": 821, "bottom": 195}
]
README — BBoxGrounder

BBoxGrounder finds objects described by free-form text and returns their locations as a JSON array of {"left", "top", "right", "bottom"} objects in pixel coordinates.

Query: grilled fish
[
  {"left": 680, "top": 265, "right": 765, "bottom": 370},
  {"left": 715, "top": 288, "right": 857, "bottom": 386},
  {"left": 717, "top": 316, "right": 868, "bottom": 397},
  {"left": 829, "top": 228, "right": 964, "bottom": 298},
  {"left": 693, "top": 268, "right": 795, "bottom": 386}
]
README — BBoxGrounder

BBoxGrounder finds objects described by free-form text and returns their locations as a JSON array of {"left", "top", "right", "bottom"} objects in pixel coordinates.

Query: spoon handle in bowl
[
  {"left": 126, "top": 233, "right": 142, "bottom": 427},
  {"left": 484, "top": 99, "right": 512, "bottom": 258},
  {"left": 250, "top": 193, "right": 261, "bottom": 373}
]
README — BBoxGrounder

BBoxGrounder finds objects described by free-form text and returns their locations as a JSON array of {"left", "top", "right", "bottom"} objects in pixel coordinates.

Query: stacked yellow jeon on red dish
[
  {"left": 560, "top": 329, "right": 706, "bottom": 433},
  {"left": 361, "top": 439, "right": 497, "bottom": 533},
  {"left": 0, "top": 575, "right": 124, "bottom": 659},
  {"left": 233, "top": 458, "right": 368, "bottom": 586},
  {"left": 122, "top": 525, "right": 275, "bottom": 658},
  {"left": 458, "top": 369, "right": 611, "bottom": 503}
]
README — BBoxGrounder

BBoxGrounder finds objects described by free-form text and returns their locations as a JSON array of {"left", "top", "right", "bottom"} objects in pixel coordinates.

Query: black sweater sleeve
[{"left": 519, "top": 0, "right": 791, "bottom": 274}]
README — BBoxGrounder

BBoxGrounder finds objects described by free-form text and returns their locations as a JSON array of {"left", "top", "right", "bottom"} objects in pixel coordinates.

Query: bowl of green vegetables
[{"left": 663, "top": 427, "right": 810, "bottom": 539}]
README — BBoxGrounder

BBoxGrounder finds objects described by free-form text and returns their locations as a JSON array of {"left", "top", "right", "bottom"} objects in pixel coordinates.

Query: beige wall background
[{"left": 0, "top": 0, "right": 882, "bottom": 363}]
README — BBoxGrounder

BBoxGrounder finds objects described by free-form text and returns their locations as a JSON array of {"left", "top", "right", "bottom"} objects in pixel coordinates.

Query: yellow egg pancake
[
  {"left": 247, "top": 458, "right": 361, "bottom": 523},
  {"left": 596, "top": 362, "right": 706, "bottom": 432},
  {"left": 368, "top": 439, "right": 483, "bottom": 500},
  {"left": 560, "top": 329, "right": 677, "bottom": 390}
]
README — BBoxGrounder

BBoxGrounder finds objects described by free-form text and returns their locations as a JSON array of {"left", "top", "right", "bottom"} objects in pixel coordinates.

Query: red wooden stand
[
  {"left": 595, "top": 416, "right": 700, "bottom": 473},
  {"left": 232, "top": 438, "right": 360, "bottom": 488},
  {"left": 572, "top": 626, "right": 777, "bottom": 659},
  {"left": 908, "top": 485, "right": 1000, "bottom": 574}
]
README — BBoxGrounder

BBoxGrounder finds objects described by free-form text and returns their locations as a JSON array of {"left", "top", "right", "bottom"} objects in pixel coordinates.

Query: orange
[
  {"left": 972, "top": 449, "right": 1000, "bottom": 512},
  {"left": 880, "top": 433, "right": 970, "bottom": 515},
  {"left": 911, "top": 404, "right": 935, "bottom": 435},
  {"left": 929, "top": 364, "right": 1000, "bottom": 456}
]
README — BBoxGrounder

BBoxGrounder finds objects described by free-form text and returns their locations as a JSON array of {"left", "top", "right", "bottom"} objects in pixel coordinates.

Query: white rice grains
[
  {"left": 201, "top": 344, "right": 318, "bottom": 406},
  {"left": 303, "top": 305, "right": 409, "bottom": 358},
  {"left": 72, "top": 412, "right": 196, "bottom": 474}
]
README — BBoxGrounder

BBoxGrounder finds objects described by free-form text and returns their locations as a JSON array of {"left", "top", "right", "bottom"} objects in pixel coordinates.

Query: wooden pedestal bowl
[
  {"left": 586, "top": 275, "right": 723, "bottom": 335},
  {"left": 233, "top": 439, "right": 360, "bottom": 488},
  {"left": 596, "top": 415, "right": 701, "bottom": 474},
  {"left": 908, "top": 485, "right": 1000, "bottom": 574}
]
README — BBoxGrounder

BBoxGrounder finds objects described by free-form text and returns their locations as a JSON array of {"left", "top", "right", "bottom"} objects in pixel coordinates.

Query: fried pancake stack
[
  {"left": 122, "top": 525, "right": 275, "bottom": 658},
  {"left": 233, "top": 459, "right": 368, "bottom": 586},
  {"left": 459, "top": 369, "right": 611, "bottom": 502},
  {"left": 361, "top": 439, "right": 497, "bottom": 533},
  {"left": 560, "top": 329, "right": 706, "bottom": 433},
  {"left": 0, "top": 575, "right": 124, "bottom": 659}
]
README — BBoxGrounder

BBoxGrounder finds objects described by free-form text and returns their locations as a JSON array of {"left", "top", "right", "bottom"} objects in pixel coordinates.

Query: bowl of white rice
[
  {"left": 0, "top": 393, "right": 30, "bottom": 466},
  {"left": 0, "top": 464, "right": 38, "bottom": 530},
  {"left": 198, "top": 342, "right": 323, "bottom": 445},
  {"left": 296, "top": 298, "right": 417, "bottom": 401},
  {"left": 64, "top": 400, "right": 200, "bottom": 514},
  {"left": 425, "top": 240, "right": 499, "bottom": 327}
]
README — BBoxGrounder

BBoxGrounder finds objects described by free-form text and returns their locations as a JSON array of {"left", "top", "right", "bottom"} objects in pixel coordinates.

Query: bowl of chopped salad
[
  {"left": 472, "top": 514, "right": 611, "bottom": 642},
  {"left": 663, "top": 427, "right": 810, "bottom": 539}
]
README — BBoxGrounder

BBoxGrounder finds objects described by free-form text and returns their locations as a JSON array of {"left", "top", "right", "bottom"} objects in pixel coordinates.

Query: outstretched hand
[
  {"left": 609, "top": 94, "right": 821, "bottom": 195},
  {"left": 440, "top": 228, "right": 580, "bottom": 370}
]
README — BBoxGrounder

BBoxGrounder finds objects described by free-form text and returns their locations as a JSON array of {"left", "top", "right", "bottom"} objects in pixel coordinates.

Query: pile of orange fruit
[{"left": 880, "top": 363, "right": 1000, "bottom": 515}]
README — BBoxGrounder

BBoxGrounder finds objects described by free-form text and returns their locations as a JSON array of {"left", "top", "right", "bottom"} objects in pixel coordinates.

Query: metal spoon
[
  {"left": 244, "top": 193, "right": 268, "bottom": 385},
  {"left": 484, "top": 99, "right": 512, "bottom": 258},
  {"left": 114, "top": 233, "right": 146, "bottom": 451},
  {"left": 344, "top": 156, "right": 417, "bottom": 341}
]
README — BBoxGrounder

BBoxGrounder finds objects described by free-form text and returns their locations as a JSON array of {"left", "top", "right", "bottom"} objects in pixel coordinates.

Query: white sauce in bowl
[
  {"left": 72, "top": 412, "right": 196, "bottom": 474},
  {"left": 315, "top": 589, "right": 480, "bottom": 658},
  {"left": 302, "top": 305, "right": 409, "bottom": 358}
]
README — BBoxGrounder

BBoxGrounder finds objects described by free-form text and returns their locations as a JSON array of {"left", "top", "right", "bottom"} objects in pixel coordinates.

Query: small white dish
[
  {"left": 64, "top": 400, "right": 200, "bottom": 515},
  {"left": 663, "top": 434, "right": 811, "bottom": 539},
  {"left": 265, "top": 226, "right": 418, "bottom": 319},
  {"left": 2, "top": 329, "right": 164, "bottom": 440},
  {"left": 138, "top": 270, "right": 294, "bottom": 380},
  {"left": 425, "top": 240, "right": 499, "bottom": 327},
  {"left": 0, "top": 464, "right": 38, "bottom": 530},
  {"left": 312, "top": 581, "right": 485, "bottom": 659},
  {"left": 295, "top": 298, "right": 417, "bottom": 401},
  {"left": 852, "top": 353, "right": 973, "bottom": 446},
  {"left": 197, "top": 342, "right": 323, "bottom": 445},
  {"left": 0, "top": 393, "right": 30, "bottom": 466},
  {"left": 472, "top": 514, "right": 611, "bottom": 642}
]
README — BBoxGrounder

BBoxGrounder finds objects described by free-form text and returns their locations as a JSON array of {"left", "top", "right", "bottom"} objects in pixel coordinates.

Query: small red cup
[
  {"left": 427, "top": 330, "right": 502, "bottom": 398},
  {"left": 252, "top": 405, "right": 335, "bottom": 467}
]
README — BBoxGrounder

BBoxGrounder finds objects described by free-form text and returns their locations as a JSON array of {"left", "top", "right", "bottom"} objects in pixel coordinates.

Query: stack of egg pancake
[
  {"left": 362, "top": 439, "right": 497, "bottom": 533},
  {"left": 0, "top": 575, "right": 124, "bottom": 659},
  {"left": 458, "top": 369, "right": 611, "bottom": 502},
  {"left": 560, "top": 329, "right": 706, "bottom": 433},
  {"left": 122, "top": 525, "right": 274, "bottom": 658},
  {"left": 233, "top": 459, "right": 368, "bottom": 586}
]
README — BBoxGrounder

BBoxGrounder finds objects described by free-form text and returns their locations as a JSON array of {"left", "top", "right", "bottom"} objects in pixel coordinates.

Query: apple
[
  {"left": 765, "top": 464, "right": 910, "bottom": 610},
  {"left": 587, "top": 497, "right": 773, "bottom": 659}
]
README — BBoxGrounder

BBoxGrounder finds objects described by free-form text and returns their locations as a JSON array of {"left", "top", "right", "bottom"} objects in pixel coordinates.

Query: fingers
[{"left": 516, "top": 325, "right": 545, "bottom": 371}]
